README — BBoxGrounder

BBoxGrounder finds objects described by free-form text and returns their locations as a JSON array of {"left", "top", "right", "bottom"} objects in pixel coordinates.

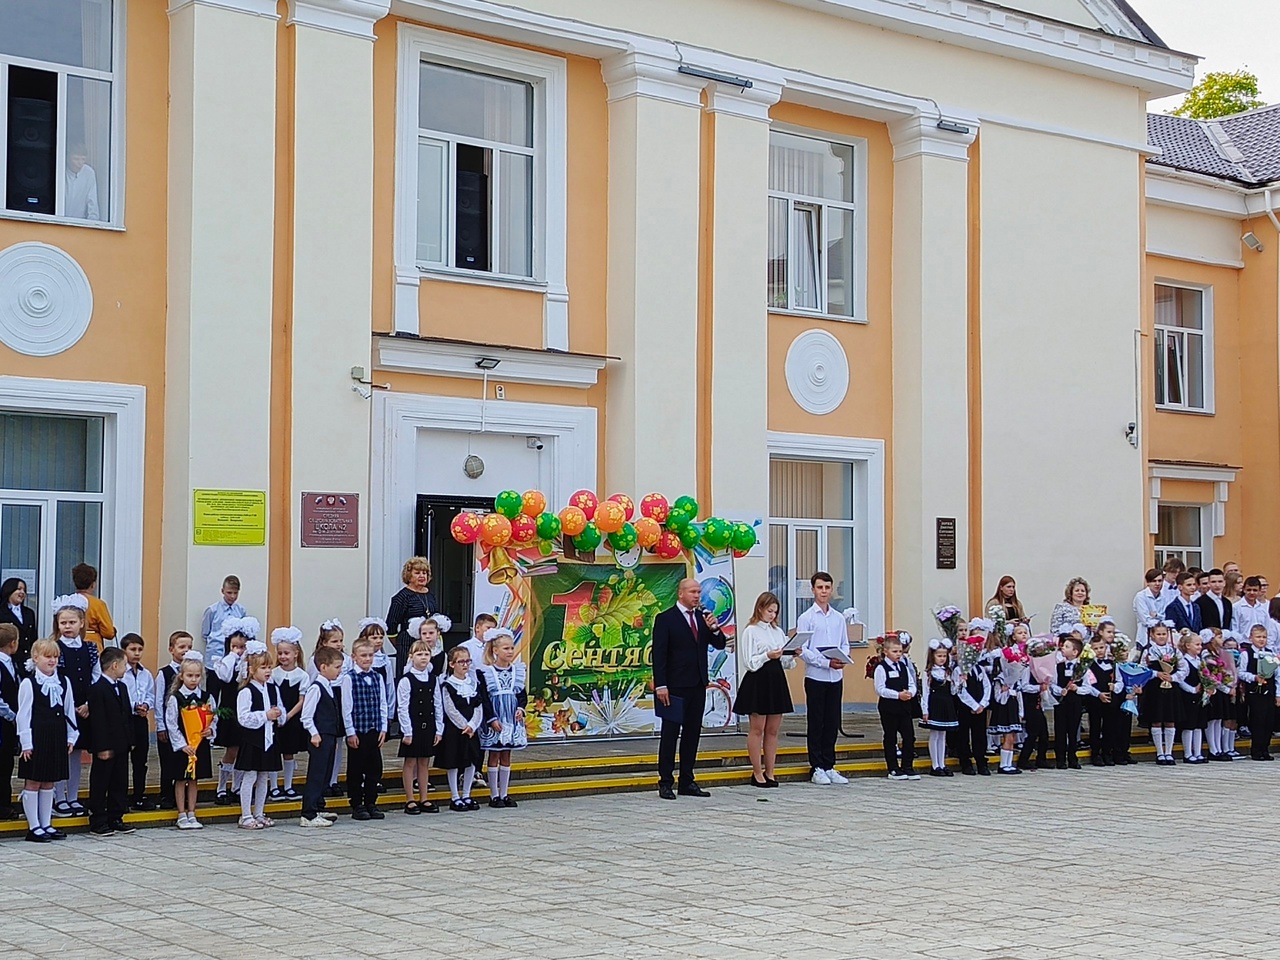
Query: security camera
[{"left": 527, "top": 436, "right": 544, "bottom": 451}]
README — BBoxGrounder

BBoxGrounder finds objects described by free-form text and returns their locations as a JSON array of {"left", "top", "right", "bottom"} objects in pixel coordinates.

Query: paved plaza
[{"left": 2, "top": 762, "right": 1275, "bottom": 960}]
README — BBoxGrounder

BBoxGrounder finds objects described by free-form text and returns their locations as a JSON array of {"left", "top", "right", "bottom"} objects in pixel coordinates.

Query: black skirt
[
  {"left": 214, "top": 693, "right": 243, "bottom": 748},
  {"left": 235, "top": 739, "right": 282, "bottom": 773},
  {"left": 988, "top": 695, "right": 1023, "bottom": 733},
  {"left": 733, "top": 659, "right": 793, "bottom": 716},
  {"left": 397, "top": 731, "right": 436, "bottom": 759},
  {"left": 18, "top": 724, "right": 69, "bottom": 783},
  {"left": 435, "top": 723, "right": 482, "bottom": 770},
  {"left": 1142, "top": 682, "right": 1178, "bottom": 725},
  {"left": 1207, "top": 689, "right": 1233, "bottom": 722},
  {"left": 921, "top": 685, "right": 959, "bottom": 729},
  {"left": 1177, "top": 689, "right": 1207, "bottom": 730},
  {"left": 174, "top": 740, "right": 213, "bottom": 782},
  {"left": 276, "top": 716, "right": 308, "bottom": 756}
]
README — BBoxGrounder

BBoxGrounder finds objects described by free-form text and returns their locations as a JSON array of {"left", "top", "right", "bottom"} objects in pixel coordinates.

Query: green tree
[{"left": 1171, "top": 69, "right": 1265, "bottom": 119}]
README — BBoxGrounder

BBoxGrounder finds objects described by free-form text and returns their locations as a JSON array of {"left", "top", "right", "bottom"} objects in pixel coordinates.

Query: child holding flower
[
  {"left": 1050, "top": 636, "right": 1085, "bottom": 769},
  {"left": 1173, "top": 631, "right": 1207, "bottom": 764},
  {"left": 1142, "top": 621, "right": 1179, "bottom": 766},
  {"left": 1082, "top": 622, "right": 1122, "bottom": 767},
  {"left": 1237, "top": 624, "right": 1277, "bottom": 761},
  {"left": 165, "top": 651, "right": 215, "bottom": 829},
  {"left": 921, "top": 639, "right": 958, "bottom": 777}
]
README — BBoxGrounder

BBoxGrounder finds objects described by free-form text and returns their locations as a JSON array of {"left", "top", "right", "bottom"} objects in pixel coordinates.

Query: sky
[{"left": 1134, "top": 0, "right": 1280, "bottom": 112}]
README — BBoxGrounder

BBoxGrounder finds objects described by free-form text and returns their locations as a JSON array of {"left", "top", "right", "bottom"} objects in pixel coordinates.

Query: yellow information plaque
[
  {"left": 192, "top": 489, "right": 267, "bottom": 546},
  {"left": 1080, "top": 604, "right": 1109, "bottom": 627}
]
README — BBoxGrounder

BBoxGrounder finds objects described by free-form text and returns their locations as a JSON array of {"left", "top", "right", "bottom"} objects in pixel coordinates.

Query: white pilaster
[
  {"left": 602, "top": 51, "right": 705, "bottom": 496},
  {"left": 287, "top": 1, "right": 388, "bottom": 630},
  {"left": 164, "top": 0, "right": 278, "bottom": 643},
  {"left": 707, "top": 79, "right": 781, "bottom": 604},
  {"left": 888, "top": 113, "right": 977, "bottom": 640}
]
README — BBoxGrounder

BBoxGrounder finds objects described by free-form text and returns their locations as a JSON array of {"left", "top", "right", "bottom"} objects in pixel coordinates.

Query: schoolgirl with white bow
[
  {"left": 16, "top": 637, "right": 77, "bottom": 842},
  {"left": 1173, "top": 629, "right": 1208, "bottom": 764},
  {"left": 920, "top": 639, "right": 958, "bottom": 777},
  {"left": 50, "top": 594, "right": 97, "bottom": 818},
  {"left": 164, "top": 650, "right": 215, "bottom": 829},
  {"left": 986, "top": 625, "right": 1024, "bottom": 775},
  {"left": 435, "top": 644, "right": 483, "bottom": 810},
  {"left": 212, "top": 617, "right": 257, "bottom": 803},
  {"left": 397, "top": 634, "right": 439, "bottom": 814},
  {"left": 235, "top": 641, "right": 285, "bottom": 829},
  {"left": 268, "top": 627, "right": 310, "bottom": 800},
  {"left": 478, "top": 627, "right": 527, "bottom": 809},
  {"left": 1141, "top": 620, "right": 1180, "bottom": 765}
]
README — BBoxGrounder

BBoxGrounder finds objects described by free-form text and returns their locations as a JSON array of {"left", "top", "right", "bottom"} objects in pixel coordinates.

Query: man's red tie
[{"left": 688, "top": 610, "right": 699, "bottom": 636}]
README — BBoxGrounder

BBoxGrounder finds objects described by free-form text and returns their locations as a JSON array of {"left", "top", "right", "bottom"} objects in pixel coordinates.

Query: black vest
[
  {"left": 403, "top": 672, "right": 436, "bottom": 735},
  {"left": 965, "top": 669, "right": 986, "bottom": 704},
  {"left": 311, "top": 682, "right": 341, "bottom": 737},
  {"left": 1056, "top": 661, "right": 1080, "bottom": 698},
  {"left": 880, "top": 660, "right": 910, "bottom": 699},
  {"left": 0, "top": 660, "right": 18, "bottom": 717},
  {"left": 241, "top": 683, "right": 282, "bottom": 751},
  {"left": 1242, "top": 647, "right": 1275, "bottom": 694}
]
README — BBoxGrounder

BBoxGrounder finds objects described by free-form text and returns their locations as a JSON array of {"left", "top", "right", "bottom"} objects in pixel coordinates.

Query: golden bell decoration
[{"left": 487, "top": 546, "right": 518, "bottom": 585}]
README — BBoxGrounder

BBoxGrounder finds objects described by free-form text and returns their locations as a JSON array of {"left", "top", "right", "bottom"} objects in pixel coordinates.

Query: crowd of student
[{"left": 0, "top": 571, "right": 528, "bottom": 843}]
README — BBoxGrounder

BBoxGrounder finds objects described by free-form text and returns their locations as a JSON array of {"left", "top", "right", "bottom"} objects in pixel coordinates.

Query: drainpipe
[{"left": 1266, "top": 188, "right": 1280, "bottom": 235}]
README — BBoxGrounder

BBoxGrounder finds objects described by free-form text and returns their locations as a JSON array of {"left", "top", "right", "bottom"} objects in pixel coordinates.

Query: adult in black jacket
[
  {"left": 86, "top": 648, "right": 134, "bottom": 835},
  {"left": 0, "top": 578, "right": 38, "bottom": 663},
  {"left": 652, "top": 578, "right": 731, "bottom": 799}
]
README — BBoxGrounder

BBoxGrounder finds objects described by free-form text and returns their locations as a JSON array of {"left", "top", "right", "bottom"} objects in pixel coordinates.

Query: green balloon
[
  {"left": 573, "top": 522, "right": 602, "bottom": 552},
  {"left": 678, "top": 524, "right": 700, "bottom": 549},
  {"left": 730, "top": 522, "right": 757, "bottom": 552},
  {"left": 673, "top": 495, "right": 699, "bottom": 517},
  {"left": 535, "top": 511, "right": 562, "bottom": 541},
  {"left": 494, "top": 489, "right": 523, "bottom": 520},
  {"left": 538, "top": 540, "right": 554, "bottom": 557},
  {"left": 702, "top": 517, "right": 732, "bottom": 550},
  {"left": 665, "top": 507, "right": 691, "bottom": 532},
  {"left": 608, "top": 522, "right": 638, "bottom": 552}
]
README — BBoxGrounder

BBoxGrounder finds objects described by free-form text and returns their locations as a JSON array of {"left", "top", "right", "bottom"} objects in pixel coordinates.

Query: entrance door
[
  {"left": 415, "top": 495, "right": 491, "bottom": 650},
  {"left": 0, "top": 500, "right": 45, "bottom": 635}
]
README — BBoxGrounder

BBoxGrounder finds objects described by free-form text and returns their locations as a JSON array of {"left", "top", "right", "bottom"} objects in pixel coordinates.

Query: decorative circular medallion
[
  {"left": 784, "top": 329, "right": 849, "bottom": 415},
  {"left": 0, "top": 242, "right": 93, "bottom": 356}
]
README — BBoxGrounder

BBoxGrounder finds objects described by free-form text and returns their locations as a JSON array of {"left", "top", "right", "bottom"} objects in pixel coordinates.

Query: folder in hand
[{"left": 655, "top": 695, "right": 685, "bottom": 723}]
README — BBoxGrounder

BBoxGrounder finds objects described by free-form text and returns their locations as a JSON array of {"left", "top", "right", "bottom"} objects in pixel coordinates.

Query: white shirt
[
  {"left": 154, "top": 659, "right": 182, "bottom": 734},
  {"left": 1233, "top": 598, "right": 1280, "bottom": 650},
  {"left": 300, "top": 675, "right": 336, "bottom": 738},
  {"left": 460, "top": 637, "right": 486, "bottom": 681},
  {"left": 435, "top": 674, "right": 483, "bottom": 734},
  {"left": 740, "top": 622, "right": 793, "bottom": 673},
  {"left": 1133, "top": 587, "right": 1165, "bottom": 649},
  {"left": 121, "top": 662, "right": 155, "bottom": 713},
  {"left": 65, "top": 163, "right": 100, "bottom": 220},
  {"left": 397, "top": 664, "right": 435, "bottom": 734},
  {"left": 165, "top": 686, "right": 213, "bottom": 752},
  {"left": 796, "top": 602, "right": 848, "bottom": 684},
  {"left": 237, "top": 680, "right": 283, "bottom": 750}
]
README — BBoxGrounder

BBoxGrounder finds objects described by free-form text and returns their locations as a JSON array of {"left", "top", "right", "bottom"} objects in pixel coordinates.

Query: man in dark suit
[
  {"left": 1196, "top": 568, "right": 1233, "bottom": 631},
  {"left": 1166, "top": 572, "right": 1203, "bottom": 634},
  {"left": 652, "top": 578, "right": 731, "bottom": 799}
]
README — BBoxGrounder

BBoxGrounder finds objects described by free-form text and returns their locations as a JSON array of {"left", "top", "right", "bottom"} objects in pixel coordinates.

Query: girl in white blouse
[{"left": 733, "top": 592, "right": 795, "bottom": 787}]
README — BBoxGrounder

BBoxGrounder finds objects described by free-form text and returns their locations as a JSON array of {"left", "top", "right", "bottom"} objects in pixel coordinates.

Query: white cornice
[
  {"left": 374, "top": 336, "right": 607, "bottom": 388},
  {"left": 775, "top": 0, "right": 1196, "bottom": 96},
  {"left": 601, "top": 51, "right": 704, "bottom": 108},
  {"left": 705, "top": 79, "right": 783, "bottom": 122},
  {"left": 889, "top": 114, "right": 977, "bottom": 162},
  {"left": 168, "top": 0, "right": 279, "bottom": 17},
  {"left": 1145, "top": 167, "right": 1249, "bottom": 220},
  {"left": 287, "top": 0, "right": 390, "bottom": 39}
]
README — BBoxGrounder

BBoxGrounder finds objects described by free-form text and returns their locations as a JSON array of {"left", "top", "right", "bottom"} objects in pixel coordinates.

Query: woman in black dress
[
  {"left": 385, "top": 557, "right": 437, "bottom": 678},
  {"left": 0, "top": 578, "right": 38, "bottom": 663},
  {"left": 985, "top": 575, "right": 1026, "bottom": 625}
]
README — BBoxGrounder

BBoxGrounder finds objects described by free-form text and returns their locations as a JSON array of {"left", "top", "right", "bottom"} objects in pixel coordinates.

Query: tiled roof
[{"left": 1147, "top": 104, "right": 1280, "bottom": 186}]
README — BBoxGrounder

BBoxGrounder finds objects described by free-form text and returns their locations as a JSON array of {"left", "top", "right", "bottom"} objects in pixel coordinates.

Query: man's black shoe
[
  {"left": 658, "top": 784, "right": 677, "bottom": 800},
  {"left": 677, "top": 784, "right": 710, "bottom": 797}
]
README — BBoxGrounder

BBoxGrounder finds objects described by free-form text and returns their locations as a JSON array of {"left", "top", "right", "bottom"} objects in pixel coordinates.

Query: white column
[
  {"left": 285, "top": 1, "right": 388, "bottom": 630},
  {"left": 888, "top": 114, "right": 978, "bottom": 640},
  {"left": 706, "top": 80, "right": 781, "bottom": 604},
  {"left": 164, "top": 0, "right": 278, "bottom": 644},
  {"left": 602, "top": 52, "right": 704, "bottom": 497}
]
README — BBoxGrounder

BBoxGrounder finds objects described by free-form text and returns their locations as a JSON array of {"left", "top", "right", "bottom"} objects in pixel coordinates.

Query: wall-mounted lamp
[
  {"left": 1243, "top": 231, "right": 1265, "bottom": 253},
  {"left": 936, "top": 119, "right": 972, "bottom": 136},
  {"left": 677, "top": 64, "right": 752, "bottom": 89},
  {"left": 474, "top": 357, "right": 502, "bottom": 370}
]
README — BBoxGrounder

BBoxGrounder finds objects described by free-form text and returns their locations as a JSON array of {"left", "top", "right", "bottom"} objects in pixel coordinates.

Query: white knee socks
[
  {"left": 1182, "top": 730, "right": 1194, "bottom": 760},
  {"left": 498, "top": 766, "right": 512, "bottom": 798},
  {"left": 217, "top": 762, "right": 232, "bottom": 794},
  {"left": 461, "top": 766, "right": 475, "bottom": 798},
  {"left": 490, "top": 767, "right": 502, "bottom": 799},
  {"left": 240, "top": 773, "right": 255, "bottom": 820},
  {"left": 1192, "top": 729, "right": 1203, "bottom": 759},
  {"left": 447, "top": 768, "right": 460, "bottom": 800},
  {"left": 37, "top": 788, "right": 52, "bottom": 829},
  {"left": 52, "top": 780, "right": 66, "bottom": 803},
  {"left": 21, "top": 789, "right": 39, "bottom": 831},
  {"left": 1226, "top": 727, "right": 1237, "bottom": 753},
  {"left": 999, "top": 748, "right": 1014, "bottom": 770},
  {"left": 928, "top": 731, "right": 946, "bottom": 768},
  {"left": 253, "top": 774, "right": 268, "bottom": 818},
  {"left": 282, "top": 758, "right": 297, "bottom": 792},
  {"left": 329, "top": 742, "right": 343, "bottom": 786},
  {"left": 1207, "top": 720, "right": 1222, "bottom": 755}
]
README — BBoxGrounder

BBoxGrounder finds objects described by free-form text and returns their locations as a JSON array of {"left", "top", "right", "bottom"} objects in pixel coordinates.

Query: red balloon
[
  {"left": 569, "top": 489, "right": 599, "bottom": 520},
  {"left": 510, "top": 513, "right": 538, "bottom": 545},
  {"left": 607, "top": 493, "right": 635, "bottom": 521},
  {"left": 450, "top": 512, "right": 482, "bottom": 544},
  {"left": 639, "top": 493, "right": 670, "bottom": 523},
  {"left": 654, "top": 530, "right": 683, "bottom": 560},
  {"left": 732, "top": 548, "right": 750, "bottom": 559}
]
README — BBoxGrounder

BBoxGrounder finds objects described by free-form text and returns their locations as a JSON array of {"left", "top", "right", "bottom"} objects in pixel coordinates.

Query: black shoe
[
  {"left": 1103, "top": 758, "right": 1115, "bottom": 766},
  {"left": 764, "top": 778, "right": 779, "bottom": 788},
  {"left": 976, "top": 766, "right": 990, "bottom": 776},
  {"left": 489, "top": 797, "right": 506, "bottom": 808},
  {"left": 449, "top": 799, "right": 468, "bottom": 811},
  {"left": 959, "top": 767, "right": 976, "bottom": 776},
  {"left": 1067, "top": 761, "right": 1082, "bottom": 770},
  {"left": 677, "top": 784, "right": 710, "bottom": 797},
  {"left": 351, "top": 808, "right": 372, "bottom": 821},
  {"left": 377, "top": 782, "right": 388, "bottom": 794},
  {"left": 89, "top": 824, "right": 115, "bottom": 837},
  {"left": 658, "top": 784, "right": 678, "bottom": 800},
  {"left": 749, "top": 777, "right": 769, "bottom": 788},
  {"left": 326, "top": 785, "right": 344, "bottom": 798},
  {"left": 1056, "top": 762, "right": 1068, "bottom": 769},
  {"left": 45, "top": 827, "right": 67, "bottom": 840},
  {"left": 130, "top": 798, "right": 156, "bottom": 811},
  {"left": 1090, "top": 759, "right": 1106, "bottom": 767},
  {"left": 214, "top": 792, "right": 232, "bottom": 806},
  {"left": 1016, "top": 763, "right": 1034, "bottom": 772},
  {"left": 24, "top": 829, "right": 51, "bottom": 843},
  {"left": 502, "top": 797, "right": 518, "bottom": 808},
  {"left": 929, "top": 768, "right": 947, "bottom": 777},
  {"left": 942, "top": 768, "right": 954, "bottom": 777},
  {"left": 463, "top": 798, "right": 480, "bottom": 811},
  {"left": 367, "top": 807, "right": 386, "bottom": 820},
  {"left": 111, "top": 820, "right": 136, "bottom": 835},
  {"left": 158, "top": 796, "right": 177, "bottom": 810}
]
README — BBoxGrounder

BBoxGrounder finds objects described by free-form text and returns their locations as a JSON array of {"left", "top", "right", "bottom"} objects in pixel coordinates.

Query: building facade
[{"left": 7, "top": 0, "right": 1268, "bottom": 704}]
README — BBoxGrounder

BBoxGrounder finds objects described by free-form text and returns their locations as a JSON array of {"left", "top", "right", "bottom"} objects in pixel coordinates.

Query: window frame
[
  {"left": 766, "top": 124, "right": 868, "bottom": 324},
  {"left": 394, "top": 25, "right": 568, "bottom": 346},
  {"left": 1153, "top": 279, "right": 1214, "bottom": 415},
  {"left": 0, "top": 0, "right": 127, "bottom": 230},
  {"left": 1154, "top": 502, "right": 1209, "bottom": 572}
]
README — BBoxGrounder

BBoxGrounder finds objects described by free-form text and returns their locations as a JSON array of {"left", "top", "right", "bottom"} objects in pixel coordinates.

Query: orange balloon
[
  {"left": 558, "top": 505, "right": 587, "bottom": 537},
  {"left": 594, "top": 500, "right": 626, "bottom": 534},
  {"left": 510, "top": 513, "right": 538, "bottom": 545},
  {"left": 634, "top": 516, "right": 661, "bottom": 549},
  {"left": 479, "top": 512, "right": 513, "bottom": 547},
  {"left": 521, "top": 489, "right": 546, "bottom": 518}
]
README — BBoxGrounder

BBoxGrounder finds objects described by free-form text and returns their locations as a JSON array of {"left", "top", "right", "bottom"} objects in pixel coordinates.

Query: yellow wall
[{"left": 0, "top": 5, "right": 170, "bottom": 667}]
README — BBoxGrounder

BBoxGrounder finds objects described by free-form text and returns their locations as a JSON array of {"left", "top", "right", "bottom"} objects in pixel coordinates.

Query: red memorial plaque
[{"left": 300, "top": 492, "right": 359, "bottom": 548}]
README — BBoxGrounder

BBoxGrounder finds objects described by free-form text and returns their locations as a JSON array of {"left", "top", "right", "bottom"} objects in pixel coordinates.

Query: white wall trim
[
  {"left": 393, "top": 23, "right": 569, "bottom": 349},
  {"left": 1149, "top": 463, "right": 1239, "bottom": 484},
  {"left": 373, "top": 335, "right": 606, "bottom": 387},
  {"left": 1146, "top": 246, "right": 1244, "bottom": 270},
  {"left": 889, "top": 114, "right": 977, "bottom": 163},
  {"left": 982, "top": 112, "right": 1157, "bottom": 156},
  {"left": 1148, "top": 463, "right": 1238, "bottom": 538},
  {"left": 286, "top": 0, "right": 390, "bottom": 39},
  {"left": 1145, "top": 167, "right": 1250, "bottom": 219},
  {"left": 766, "top": 431, "right": 886, "bottom": 635},
  {"left": 369, "top": 391, "right": 597, "bottom": 614},
  {"left": 168, "top": 0, "right": 280, "bottom": 17},
  {"left": 0, "top": 376, "right": 145, "bottom": 636},
  {"left": 601, "top": 50, "right": 705, "bottom": 107}
]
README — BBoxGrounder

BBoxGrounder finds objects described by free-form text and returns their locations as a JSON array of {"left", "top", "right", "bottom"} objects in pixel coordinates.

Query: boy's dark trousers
[
  {"left": 303, "top": 734, "right": 336, "bottom": 820},
  {"left": 129, "top": 715, "right": 149, "bottom": 803},
  {"left": 89, "top": 753, "right": 128, "bottom": 829},
  {"left": 1112, "top": 705, "right": 1133, "bottom": 762},
  {"left": 1085, "top": 696, "right": 1117, "bottom": 765},
  {"left": 157, "top": 734, "right": 177, "bottom": 806},
  {"left": 1054, "top": 695, "right": 1083, "bottom": 767},
  {"left": 1018, "top": 699, "right": 1050, "bottom": 768},
  {"left": 950, "top": 709, "right": 988, "bottom": 773},
  {"left": 0, "top": 730, "right": 16, "bottom": 812},
  {"left": 346, "top": 732, "right": 384, "bottom": 810},
  {"left": 877, "top": 700, "right": 915, "bottom": 774},
  {"left": 1247, "top": 692, "right": 1275, "bottom": 759}
]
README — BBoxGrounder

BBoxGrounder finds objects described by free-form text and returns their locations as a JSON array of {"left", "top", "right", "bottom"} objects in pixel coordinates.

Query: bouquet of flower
[
  {"left": 998, "top": 641, "right": 1029, "bottom": 698},
  {"left": 1201, "top": 653, "right": 1233, "bottom": 706},
  {"left": 1258, "top": 651, "right": 1279, "bottom": 682},
  {"left": 1110, "top": 632, "right": 1132, "bottom": 663},
  {"left": 179, "top": 700, "right": 217, "bottom": 780},
  {"left": 1157, "top": 649, "right": 1180, "bottom": 689},
  {"left": 864, "top": 637, "right": 884, "bottom": 680},
  {"left": 958, "top": 635, "right": 985, "bottom": 674},
  {"left": 933, "top": 605, "right": 963, "bottom": 643},
  {"left": 1070, "top": 644, "right": 1097, "bottom": 686},
  {"left": 1117, "top": 662, "right": 1154, "bottom": 715},
  {"left": 988, "top": 603, "right": 1008, "bottom": 653},
  {"left": 1027, "top": 636, "right": 1059, "bottom": 710},
  {"left": 1028, "top": 635, "right": 1058, "bottom": 659}
]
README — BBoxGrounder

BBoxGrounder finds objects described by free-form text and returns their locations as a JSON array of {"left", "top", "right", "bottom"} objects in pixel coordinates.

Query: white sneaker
[
  {"left": 319, "top": 811, "right": 339, "bottom": 821},
  {"left": 887, "top": 772, "right": 908, "bottom": 781},
  {"left": 299, "top": 815, "right": 332, "bottom": 828},
  {"left": 826, "top": 769, "right": 849, "bottom": 784},
  {"left": 810, "top": 769, "right": 831, "bottom": 785},
  {"left": 904, "top": 772, "right": 921, "bottom": 781},
  {"left": 176, "top": 814, "right": 196, "bottom": 830}
]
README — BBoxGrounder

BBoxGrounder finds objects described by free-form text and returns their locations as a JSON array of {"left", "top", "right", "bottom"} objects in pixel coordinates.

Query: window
[
  {"left": 0, "top": 0, "right": 118, "bottom": 224},
  {"left": 767, "top": 131, "right": 865, "bottom": 320},
  {"left": 1154, "top": 503, "right": 1205, "bottom": 571},
  {"left": 1154, "top": 283, "right": 1211, "bottom": 412},
  {"left": 767, "top": 459, "right": 857, "bottom": 628},
  {"left": 417, "top": 62, "right": 534, "bottom": 277}
]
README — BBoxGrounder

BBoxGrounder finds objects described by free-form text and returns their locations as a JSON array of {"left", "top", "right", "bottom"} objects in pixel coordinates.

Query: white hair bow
[
  {"left": 270, "top": 626, "right": 303, "bottom": 647},
  {"left": 50, "top": 593, "right": 89, "bottom": 615}
]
